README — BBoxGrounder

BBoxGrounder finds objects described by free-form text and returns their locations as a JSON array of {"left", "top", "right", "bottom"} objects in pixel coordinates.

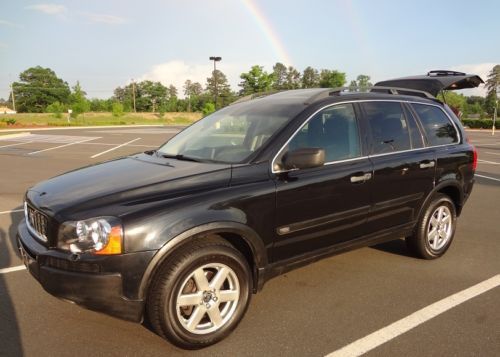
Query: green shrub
[
  {"left": 462, "top": 119, "right": 500, "bottom": 129},
  {"left": 46, "top": 101, "right": 65, "bottom": 118},
  {"left": 1, "top": 118, "right": 17, "bottom": 125},
  {"left": 202, "top": 102, "right": 215, "bottom": 116},
  {"left": 112, "top": 102, "right": 124, "bottom": 117}
]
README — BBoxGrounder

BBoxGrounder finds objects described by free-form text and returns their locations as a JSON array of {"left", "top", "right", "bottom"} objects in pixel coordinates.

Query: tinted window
[
  {"left": 280, "top": 103, "right": 361, "bottom": 167},
  {"left": 412, "top": 104, "right": 458, "bottom": 146},
  {"left": 363, "top": 102, "right": 411, "bottom": 154}
]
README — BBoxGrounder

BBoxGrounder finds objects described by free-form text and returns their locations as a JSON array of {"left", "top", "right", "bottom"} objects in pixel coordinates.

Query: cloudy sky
[{"left": 0, "top": 0, "right": 498, "bottom": 99}]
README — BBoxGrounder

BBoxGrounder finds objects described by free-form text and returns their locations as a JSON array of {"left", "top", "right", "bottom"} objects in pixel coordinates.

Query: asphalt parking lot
[{"left": 0, "top": 127, "right": 498, "bottom": 357}]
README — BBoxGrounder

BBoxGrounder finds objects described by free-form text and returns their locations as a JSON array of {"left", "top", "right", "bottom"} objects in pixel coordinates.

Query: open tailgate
[{"left": 374, "top": 70, "right": 484, "bottom": 97}]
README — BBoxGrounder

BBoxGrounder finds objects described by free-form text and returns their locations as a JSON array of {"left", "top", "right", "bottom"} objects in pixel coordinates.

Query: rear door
[
  {"left": 361, "top": 101, "right": 435, "bottom": 233},
  {"left": 272, "top": 103, "right": 372, "bottom": 261}
]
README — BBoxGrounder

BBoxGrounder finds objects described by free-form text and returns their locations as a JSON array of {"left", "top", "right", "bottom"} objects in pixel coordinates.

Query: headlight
[{"left": 58, "top": 216, "right": 123, "bottom": 255}]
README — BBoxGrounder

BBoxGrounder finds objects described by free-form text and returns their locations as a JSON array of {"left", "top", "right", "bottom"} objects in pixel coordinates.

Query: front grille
[{"left": 25, "top": 202, "right": 49, "bottom": 243}]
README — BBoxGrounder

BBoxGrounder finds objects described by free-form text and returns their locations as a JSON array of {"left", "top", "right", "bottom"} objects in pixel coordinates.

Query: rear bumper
[{"left": 17, "top": 221, "right": 147, "bottom": 322}]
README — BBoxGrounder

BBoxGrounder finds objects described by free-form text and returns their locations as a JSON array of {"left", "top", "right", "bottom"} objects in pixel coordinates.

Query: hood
[
  {"left": 374, "top": 70, "right": 484, "bottom": 97},
  {"left": 27, "top": 153, "right": 231, "bottom": 218}
]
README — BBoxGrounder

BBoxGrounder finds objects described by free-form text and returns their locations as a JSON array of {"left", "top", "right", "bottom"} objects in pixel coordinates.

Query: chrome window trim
[{"left": 271, "top": 99, "right": 461, "bottom": 174}]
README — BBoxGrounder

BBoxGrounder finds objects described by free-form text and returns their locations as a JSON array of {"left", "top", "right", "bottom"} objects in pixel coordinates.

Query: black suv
[{"left": 17, "top": 71, "right": 481, "bottom": 348}]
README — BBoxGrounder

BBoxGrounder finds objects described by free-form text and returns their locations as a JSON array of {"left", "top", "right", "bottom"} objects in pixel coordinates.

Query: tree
[
  {"left": 137, "top": 81, "right": 168, "bottom": 112},
  {"left": 302, "top": 66, "right": 319, "bottom": 88},
  {"left": 356, "top": 75, "right": 373, "bottom": 91},
  {"left": 485, "top": 65, "right": 499, "bottom": 117},
  {"left": 319, "top": 69, "right": 346, "bottom": 88},
  {"left": 272, "top": 62, "right": 288, "bottom": 90},
  {"left": 206, "top": 70, "right": 232, "bottom": 108},
  {"left": 438, "top": 91, "right": 466, "bottom": 114},
  {"left": 12, "top": 66, "right": 70, "bottom": 112},
  {"left": 284, "top": 66, "right": 301, "bottom": 89},
  {"left": 239, "top": 65, "right": 273, "bottom": 95},
  {"left": 485, "top": 65, "right": 500, "bottom": 95},
  {"left": 348, "top": 80, "right": 358, "bottom": 91},
  {"left": 89, "top": 98, "right": 112, "bottom": 112},
  {"left": 69, "top": 81, "right": 90, "bottom": 118},
  {"left": 184, "top": 80, "right": 204, "bottom": 112}
]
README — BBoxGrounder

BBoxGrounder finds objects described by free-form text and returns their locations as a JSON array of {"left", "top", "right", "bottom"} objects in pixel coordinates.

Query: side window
[
  {"left": 412, "top": 104, "right": 458, "bottom": 146},
  {"left": 363, "top": 102, "right": 411, "bottom": 154},
  {"left": 280, "top": 103, "right": 361, "bottom": 167}
]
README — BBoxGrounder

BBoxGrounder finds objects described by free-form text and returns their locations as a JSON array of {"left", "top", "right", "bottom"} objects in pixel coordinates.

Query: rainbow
[{"left": 240, "top": 0, "right": 293, "bottom": 66}]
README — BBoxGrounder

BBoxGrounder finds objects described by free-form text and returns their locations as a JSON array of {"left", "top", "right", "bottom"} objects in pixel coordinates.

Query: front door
[{"left": 272, "top": 103, "right": 373, "bottom": 262}]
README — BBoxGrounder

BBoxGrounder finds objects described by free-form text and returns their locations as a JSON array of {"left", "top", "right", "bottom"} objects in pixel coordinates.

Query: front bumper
[{"left": 17, "top": 221, "right": 152, "bottom": 322}]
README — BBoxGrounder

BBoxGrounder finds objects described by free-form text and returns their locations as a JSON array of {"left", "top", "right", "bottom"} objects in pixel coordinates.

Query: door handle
[
  {"left": 350, "top": 173, "right": 372, "bottom": 183},
  {"left": 419, "top": 161, "right": 435, "bottom": 169}
]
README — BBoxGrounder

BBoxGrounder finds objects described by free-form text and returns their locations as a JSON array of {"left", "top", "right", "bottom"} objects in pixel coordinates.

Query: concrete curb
[
  {"left": 0, "top": 124, "right": 187, "bottom": 133},
  {"left": 0, "top": 132, "right": 31, "bottom": 139}
]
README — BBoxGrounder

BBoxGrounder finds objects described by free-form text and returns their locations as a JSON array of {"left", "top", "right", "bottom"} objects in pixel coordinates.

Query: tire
[
  {"left": 406, "top": 194, "right": 457, "bottom": 259},
  {"left": 146, "top": 236, "right": 252, "bottom": 349}
]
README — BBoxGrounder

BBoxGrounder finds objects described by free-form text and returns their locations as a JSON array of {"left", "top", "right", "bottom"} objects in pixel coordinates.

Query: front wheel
[
  {"left": 147, "top": 236, "right": 251, "bottom": 349},
  {"left": 406, "top": 194, "right": 457, "bottom": 259}
]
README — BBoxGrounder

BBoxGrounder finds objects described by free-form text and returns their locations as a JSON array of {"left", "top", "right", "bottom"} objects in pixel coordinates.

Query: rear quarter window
[{"left": 412, "top": 104, "right": 458, "bottom": 146}]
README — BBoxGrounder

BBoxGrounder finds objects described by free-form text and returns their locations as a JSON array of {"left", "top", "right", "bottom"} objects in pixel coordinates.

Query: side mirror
[{"left": 282, "top": 147, "right": 325, "bottom": 171}]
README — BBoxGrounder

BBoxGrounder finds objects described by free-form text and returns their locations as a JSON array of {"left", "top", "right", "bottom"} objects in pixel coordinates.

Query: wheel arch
[
  {"left": 418, "top": 181, "right": 464, "bottom": 221},
  {"left": 138, "top": 222, "right": 268, "bottom": 301}
]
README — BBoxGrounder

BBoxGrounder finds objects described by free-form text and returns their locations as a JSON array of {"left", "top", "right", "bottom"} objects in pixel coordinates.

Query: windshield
[{"left": 158, "top": 98, "right": 305, "bottom": 163}]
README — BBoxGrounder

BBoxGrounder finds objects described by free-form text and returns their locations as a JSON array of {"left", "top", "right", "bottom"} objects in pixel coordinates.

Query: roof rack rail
[
  {"left": 303, "top": 88, "right": 342, "bottom": 104},
  {"left": 230, "top": 85, "right": 436, "bottom": 106},
  {"left": 308, "top": 86, "right": 435, "bottom": 100},
  {"left": 428, "top": 70, "right": 466, "bottom": 77},
  {"left": 368, "top": 85, "right": 435, "bottom": 99},
  {"left": 229, "top": 90, "right": 282, "bottom": 106}
]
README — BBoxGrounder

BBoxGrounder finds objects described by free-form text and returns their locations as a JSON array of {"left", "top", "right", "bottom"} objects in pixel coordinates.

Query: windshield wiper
[{"left": 159, "top": 153, "right": 202, "bottom": 162}]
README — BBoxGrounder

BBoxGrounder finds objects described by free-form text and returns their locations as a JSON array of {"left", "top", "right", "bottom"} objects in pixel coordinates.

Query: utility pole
[
  {"left": 10, "top": 83, "right": 16, "bottom": 112},
  {"left": 209, "top": 56, "right": 221, "bottom": 109},
  {"left": 493, "top": 79, "right": 498, "bottom": 136},
  {"left": 131, "top": 79, "right": 137, "bottom": 113}
]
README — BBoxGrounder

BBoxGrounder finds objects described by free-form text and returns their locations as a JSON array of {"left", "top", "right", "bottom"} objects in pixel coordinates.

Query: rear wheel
[
  {"left": 406, "top": 194, "right": 457, "bottom": 259},
  {"left": 147, "top": 236, "right": 251, "bottom": 349}
]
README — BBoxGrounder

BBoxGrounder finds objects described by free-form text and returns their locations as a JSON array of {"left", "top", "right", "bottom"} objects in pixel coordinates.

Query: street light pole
[
  {"left": 209, "top": 56, "right": 222, "bottom": 109},
  {"left": 493, "top": 79, "right": 498, "bottom": 136}
]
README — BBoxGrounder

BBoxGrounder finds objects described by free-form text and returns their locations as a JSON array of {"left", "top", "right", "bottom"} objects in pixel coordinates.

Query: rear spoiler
[{"left": 374, "top": 70, "right": 484, "bottom": 97}]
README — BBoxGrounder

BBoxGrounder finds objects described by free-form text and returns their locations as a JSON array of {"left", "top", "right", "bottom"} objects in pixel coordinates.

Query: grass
[{"left": 0, "top": 112, "right": 202, "bottom": 128}]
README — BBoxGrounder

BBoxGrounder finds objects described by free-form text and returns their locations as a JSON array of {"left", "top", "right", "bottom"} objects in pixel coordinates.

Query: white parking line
[
  {"left": 0, "top": 265, "right": 26, "bottom": 274},
  {"left": 326, "top": 274, "right": 500, "bottom": 357},
  {"left": 478, "top": 159, "right": 500, "bottom": 165},
  {"left": 485, "top": 151, "right": 500, "bottom": 156},
  {"left": 0, "top": 141, "right": 34, "bottom": 149},
  {"left": 81, "top": 142, "right": 153, "bottom": 148},
  {"left": 90, "top": 137, "right": 142, "bottom": 158},
  {"left": 0, "top": 209, "right": 24, "bottom": 215},
  {"left": 27, "top": 137, "right": 98, "bottom": 155},
  {"left": 475, "top": 174, "right": 500, "bottom": 182}
]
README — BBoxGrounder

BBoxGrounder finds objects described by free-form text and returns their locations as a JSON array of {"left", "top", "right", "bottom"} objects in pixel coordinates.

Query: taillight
[
  {"left": 472, "top": 145, "right": 478, "bottom": 172},
  {"left": 466, "top": 137, "right": 478, "bottom": 172}
]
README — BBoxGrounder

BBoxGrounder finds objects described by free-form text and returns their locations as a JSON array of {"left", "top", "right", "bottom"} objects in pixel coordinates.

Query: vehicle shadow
[
  {"left": 0, "top": 207, "right": 24, "bottom": 357},
  {"left": 370, "top": 238, "right": 413, "bottom": 257}
]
